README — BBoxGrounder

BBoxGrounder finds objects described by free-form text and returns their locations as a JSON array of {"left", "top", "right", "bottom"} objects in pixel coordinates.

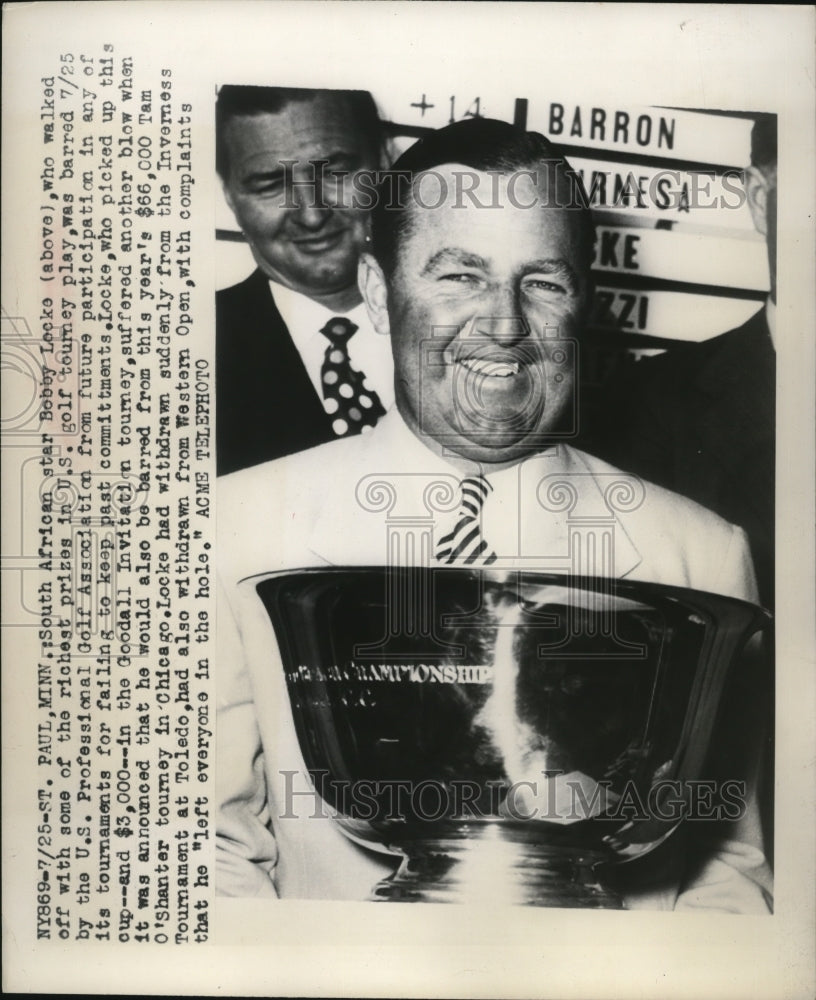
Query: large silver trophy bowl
[{"left": 254, "top": 568, "right": 769, "bottom": 907}]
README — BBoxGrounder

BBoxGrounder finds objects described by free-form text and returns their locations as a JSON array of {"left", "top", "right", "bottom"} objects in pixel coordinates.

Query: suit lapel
[
  {"left": 520, "top": 447, "right": 643, "bottom": 580},
  {"left": 304, "top": 422, "right": 428, "bottom": 566},
  {"left": 248, "top": 270, "right": 332, "bottom": 435},
  {"left": 220, "top": 270, "right": 338, "bottom": 466}
]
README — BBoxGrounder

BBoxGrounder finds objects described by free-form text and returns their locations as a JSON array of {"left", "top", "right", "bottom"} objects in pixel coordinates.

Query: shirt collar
[
  {"left": 306, "top": 409, "right": 641, "bottom": 578},
  {"left": 268, "top": 278, "right": 394, "bottom": 411},
  {"left": 357, "top": 408, "right": 570, "bottom": 500},
  {"left": 269, "top": 279, "right": 370, "bottom": 340}
]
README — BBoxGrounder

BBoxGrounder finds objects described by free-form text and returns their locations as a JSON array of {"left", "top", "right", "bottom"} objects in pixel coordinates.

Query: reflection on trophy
[{"left": 254, "top": 568, "right": 770, "bottom": 908}]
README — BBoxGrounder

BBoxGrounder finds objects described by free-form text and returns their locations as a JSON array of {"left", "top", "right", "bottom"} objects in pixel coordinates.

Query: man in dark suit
[
  {"left": 584, "top": 117, "right": 777, "bottom": 861},
  {"left": 586, "top": 116, "right": 776, "bottom": 611},
  {"left": 216, "top": 86, "right": 393, "bottom": 476}
]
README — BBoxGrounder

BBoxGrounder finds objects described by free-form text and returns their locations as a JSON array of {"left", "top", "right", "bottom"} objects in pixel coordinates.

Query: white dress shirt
[
  {"left": 217, "top": 411, "right": 772, "bottom": 910},
  {"left": 269, "top": 279, "right": 395, "bottom": 412}
]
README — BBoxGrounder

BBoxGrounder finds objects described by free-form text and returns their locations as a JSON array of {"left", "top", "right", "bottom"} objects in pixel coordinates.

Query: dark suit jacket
[
  {"left": 585, "top": 309, "right": 775, "bottom": 609},
  {"left": 583, "top": 309, "right": 776, "bottom": 861},
  {"left": 216, "top": 269, "right": 344, "bottom": 476}
]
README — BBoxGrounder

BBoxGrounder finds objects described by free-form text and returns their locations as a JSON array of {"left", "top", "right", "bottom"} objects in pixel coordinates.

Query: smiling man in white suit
[{"left": 216, "top": 118, "right": 771, "bottom": 911}]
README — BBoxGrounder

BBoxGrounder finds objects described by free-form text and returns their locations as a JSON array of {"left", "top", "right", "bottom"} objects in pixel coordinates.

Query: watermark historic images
[{"left": 246, "top": 161, "right": 750, "bottom": 214}]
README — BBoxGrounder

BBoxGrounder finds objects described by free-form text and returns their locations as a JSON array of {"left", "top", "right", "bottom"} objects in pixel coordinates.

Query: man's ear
[
  {"left": 744, "top": 165, "right": 769, "bottom": 237},
  {"left": 359, "top": 252, "right": 391, "bottom": 337}
]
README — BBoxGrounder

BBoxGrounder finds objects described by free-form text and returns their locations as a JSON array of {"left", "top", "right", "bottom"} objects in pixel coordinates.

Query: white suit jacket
[{"left": 216, "top": 411, "right": 772, "bottom": 911}]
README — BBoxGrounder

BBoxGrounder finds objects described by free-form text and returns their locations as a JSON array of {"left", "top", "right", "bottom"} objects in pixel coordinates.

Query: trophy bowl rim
[{"left": 241, "top": 565, "right": 773, "bottom": 624}]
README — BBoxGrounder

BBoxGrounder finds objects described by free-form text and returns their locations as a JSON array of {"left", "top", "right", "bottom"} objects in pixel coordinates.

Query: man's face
[
  {"left": 363, "top": 166, "right": 589, "bottom": 466},
  {"left": 221, "top": 94, "right": 378, "bottom": 304}
]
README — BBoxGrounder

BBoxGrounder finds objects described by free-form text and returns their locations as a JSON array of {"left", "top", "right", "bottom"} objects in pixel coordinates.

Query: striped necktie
[
  {"left": 320, "top": 317, "right": 386, "bottom": 438},
  {"left": 435, "top": 476, "right": 498, "bottom": 565}
]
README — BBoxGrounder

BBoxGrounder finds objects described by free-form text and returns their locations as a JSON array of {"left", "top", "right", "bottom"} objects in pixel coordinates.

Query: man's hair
[
  {"left": 750, "top": 114, "right": 777, "bottom": 175},
  {"left": 215, "top": 84, "right": 384, "bottom": 180},
  {"left": 369, "top": 117, "right": 596, "bottom": 278}
]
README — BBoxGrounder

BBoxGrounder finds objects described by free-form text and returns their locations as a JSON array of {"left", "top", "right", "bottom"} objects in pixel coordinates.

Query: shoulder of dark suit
[
  {"left": 216, "top": 268, "right": 270, "bottom": 307},
  {"left": 625, "top": 307, "right": 771, "bottom": 387}
]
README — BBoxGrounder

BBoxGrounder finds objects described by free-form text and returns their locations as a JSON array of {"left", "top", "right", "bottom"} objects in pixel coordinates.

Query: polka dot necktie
[
  {"left": 319, "top": 317, "right": 386, "bottom": 438},
  {"left": 435, "top": 476, "right": 498, "bottom": 565}
]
